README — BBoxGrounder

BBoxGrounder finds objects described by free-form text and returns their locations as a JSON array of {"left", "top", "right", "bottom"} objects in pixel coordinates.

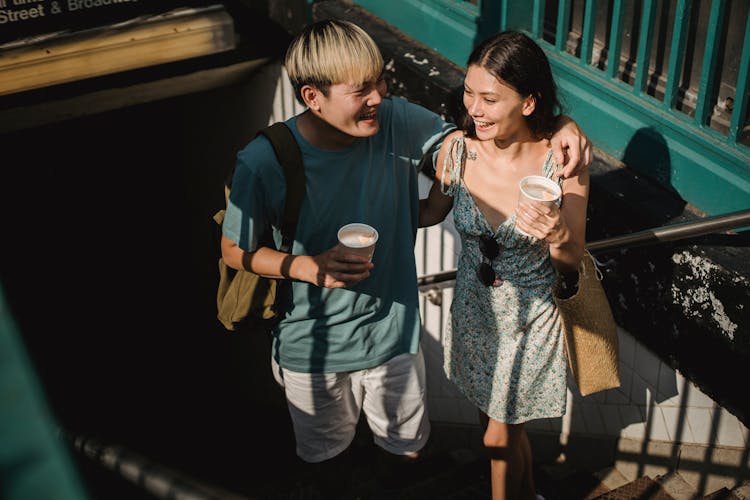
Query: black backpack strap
[{"left": 256, "top": 122, "right": 305, "bottom": 253}]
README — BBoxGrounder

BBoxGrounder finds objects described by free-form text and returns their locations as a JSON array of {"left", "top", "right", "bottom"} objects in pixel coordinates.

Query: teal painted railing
[{"left": 349, "top": 0, "right": 750, "bottom": 216}]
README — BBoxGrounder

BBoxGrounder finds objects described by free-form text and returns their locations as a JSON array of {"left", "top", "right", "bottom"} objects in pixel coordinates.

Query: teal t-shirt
[{"left": 223, "top": 96, "right": 454, "bottom": 373}]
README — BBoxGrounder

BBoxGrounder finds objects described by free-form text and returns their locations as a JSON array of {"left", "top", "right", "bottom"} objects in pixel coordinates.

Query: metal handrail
[
  {"left": 417, "top": 208, "right": 750, "bottom": 287},
  {"left": 66, "top": 431, "right": 240, "bottom": 500}
]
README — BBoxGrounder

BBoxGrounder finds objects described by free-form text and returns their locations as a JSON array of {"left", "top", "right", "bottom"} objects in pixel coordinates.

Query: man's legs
[
  {"left": 357, "top": 348, "right": 431, "bottom": 493},
  {"left": 270, "top": 349, "right": 430, "bottom": 497},
  {"left": 271, "top": 358, "right": 360, "bottom": 498}
]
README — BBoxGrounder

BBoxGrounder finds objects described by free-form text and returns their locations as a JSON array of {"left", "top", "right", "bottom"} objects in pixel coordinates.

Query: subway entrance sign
[
  {"left": 0, "top": 0, "right": 215, "bottom": 45},
  {"left": 0, "top": 1, "right": 236, "bottom": 97}
]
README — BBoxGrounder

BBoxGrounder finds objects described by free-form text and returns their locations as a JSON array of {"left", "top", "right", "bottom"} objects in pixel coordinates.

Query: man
[{"left": 221, "top": 18, "right": 590, "bottom": 497}]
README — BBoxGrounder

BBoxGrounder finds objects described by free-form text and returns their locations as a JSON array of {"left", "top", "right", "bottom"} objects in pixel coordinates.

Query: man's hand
[
  {"left": 307, "top": 244, "right": 374, "bottom": 288},
  {"left": 550, "top": 116, "right": 592, "bottom": 178}
]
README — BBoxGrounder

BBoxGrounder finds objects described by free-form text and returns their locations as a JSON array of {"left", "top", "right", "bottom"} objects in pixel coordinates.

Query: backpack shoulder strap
[{"left": 256, "top": 122, "right": 305, "bottom": 253}]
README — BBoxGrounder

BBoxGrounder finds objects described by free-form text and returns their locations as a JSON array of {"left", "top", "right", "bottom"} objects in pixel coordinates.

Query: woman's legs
[
  {"left": 519, "top": 427, "right": 537, "bottom": 499},
  {"left": 482, "top": 413, "right": 536, "bottom": 500}
]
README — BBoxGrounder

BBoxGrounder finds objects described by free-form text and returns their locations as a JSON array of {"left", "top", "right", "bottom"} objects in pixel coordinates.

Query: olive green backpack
[{"left": 213, "top": 122, "right": 305, "bottom": 332}]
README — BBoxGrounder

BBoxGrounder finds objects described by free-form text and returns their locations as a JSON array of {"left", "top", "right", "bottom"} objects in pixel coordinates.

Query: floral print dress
[{"left": 441, "top": 135, "right": 567, "bottom": 424}]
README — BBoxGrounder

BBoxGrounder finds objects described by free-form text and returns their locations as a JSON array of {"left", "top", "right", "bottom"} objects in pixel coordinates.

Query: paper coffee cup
[
  {"left": 519, "top": 175, "right": 562, "bottom": 204},
  {"left": 516, "top": 175, "right": 562, "bottom": 236},
  {"left": 337, "top": 223, "right": 379, "bottom": 261}
]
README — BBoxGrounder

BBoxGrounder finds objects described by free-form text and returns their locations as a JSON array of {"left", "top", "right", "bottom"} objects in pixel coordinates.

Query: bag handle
[
  {"left": 257, "top": 122, "right": 305, "bottom": 253},
  {"left": 217, "top": 123, "right": 305, "bottom": 252},
  {"left": 257, "top": 122, "right": 304, "bottom": 320}
]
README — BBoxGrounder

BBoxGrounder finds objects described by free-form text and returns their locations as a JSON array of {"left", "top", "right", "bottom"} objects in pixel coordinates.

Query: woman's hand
[{"left": 515, "top": 197, "right": 566, "bottom": 243}]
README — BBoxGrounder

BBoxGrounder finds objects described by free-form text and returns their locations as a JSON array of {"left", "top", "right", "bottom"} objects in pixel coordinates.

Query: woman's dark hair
[{"left": 461, "top": 31, "right": 562, "bottom": 139}]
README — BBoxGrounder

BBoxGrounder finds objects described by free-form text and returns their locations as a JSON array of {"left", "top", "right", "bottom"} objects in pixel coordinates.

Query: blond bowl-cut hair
[{"left": 284, "top": 19, "right": 384, "bottom": 105}]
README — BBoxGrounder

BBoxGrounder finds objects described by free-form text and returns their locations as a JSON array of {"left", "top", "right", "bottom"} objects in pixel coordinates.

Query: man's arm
[{"left": 220, "top": 235, "right": 373, "bottom": 289}]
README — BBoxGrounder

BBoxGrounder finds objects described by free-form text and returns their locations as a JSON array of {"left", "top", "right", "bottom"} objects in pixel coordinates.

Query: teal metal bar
[
  {"left": 607, "top": 0, "right": 624, "bottom": 79},
  {"left": 580, "top": 0, "right": 597, "bottom": 66},
  {"left": 351, "top": 0, "right": 477, "bottom": 66},
  {"left": 729, "top": 8, "right": 750, "bottom": 144},
  {"left": 346, "top": 0, "right": 749, "bottom": 213},
  {"left": 634, "top": 0, "right": 657, "bottom": 95},
  {"left": 556, "top": 0, "right": 571, "bottom": 52},
  {"left": 499, "top": 0, "right": 509, "bottom": 31},
  {"left": 695, "top": 0, "right": 728, "bottom": 126},
  {"left": 307, "top": 0, "right": 316, "bottom": 23},
  {"left": 531, "top": 0, "right": 544, "bottom": 39},
  {"left": 664, "top": 0, "right": 692, "bottom": 110}
]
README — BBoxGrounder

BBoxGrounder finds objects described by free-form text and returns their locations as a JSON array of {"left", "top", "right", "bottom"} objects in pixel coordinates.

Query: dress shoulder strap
[
  {"left": 439, "top": 134, "right": 467, "bottom": 197},
  {"left": 541, "top": 149, "right": 557, "bottom": 179},
  {"left": 541, "top": 149, "right": 565, "bottom": 189},
  {"left": 541, "top": 149, "right": 564, "bottom": 207}
]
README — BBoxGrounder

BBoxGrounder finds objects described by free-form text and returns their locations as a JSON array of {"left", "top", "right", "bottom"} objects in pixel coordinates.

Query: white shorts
[{"left": 271, "top": 348, "right": 430, "bottom": 463}]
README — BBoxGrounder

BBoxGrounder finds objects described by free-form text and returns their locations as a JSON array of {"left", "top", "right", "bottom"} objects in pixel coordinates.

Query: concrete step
[
  {"left": 593, "top": 476, "right": 675, "bottom": 499},
  {"left": 536, "top": 460, "right": 749, "bottom": 500}
]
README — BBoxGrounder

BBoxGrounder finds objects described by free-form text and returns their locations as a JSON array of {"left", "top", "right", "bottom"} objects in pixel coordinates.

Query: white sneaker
[{"left": 536, "top": 495, "right": 545, "bottom": 500}]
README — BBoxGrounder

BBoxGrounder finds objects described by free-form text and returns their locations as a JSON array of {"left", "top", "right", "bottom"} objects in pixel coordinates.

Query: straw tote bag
[{"left": 554, "top": 251, "right": 620, "bottom": 396}]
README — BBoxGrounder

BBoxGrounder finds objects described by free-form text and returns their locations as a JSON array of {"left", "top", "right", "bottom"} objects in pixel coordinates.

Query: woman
[{"left": 419, "top": 31, "right": 589, "bottom": 500}]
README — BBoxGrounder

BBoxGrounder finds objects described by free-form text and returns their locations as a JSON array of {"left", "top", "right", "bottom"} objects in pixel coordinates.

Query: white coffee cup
[
  {"left": 337, "top": 223, "right": 379, "bottom": 261},
  {"left": 519, "top": 175, "right": 562, "bottom": 203},
  {"left": 516, "top": 175, "right": 562, "bottom": 236}
]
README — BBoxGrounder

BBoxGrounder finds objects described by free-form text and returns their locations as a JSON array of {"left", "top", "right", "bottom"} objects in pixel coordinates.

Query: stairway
[
  {"left": 345, "top": 447, "right": 750, "bottom": 500},
  {"left": 71, "top": 431, "right": 750, "bottom": 500}
]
